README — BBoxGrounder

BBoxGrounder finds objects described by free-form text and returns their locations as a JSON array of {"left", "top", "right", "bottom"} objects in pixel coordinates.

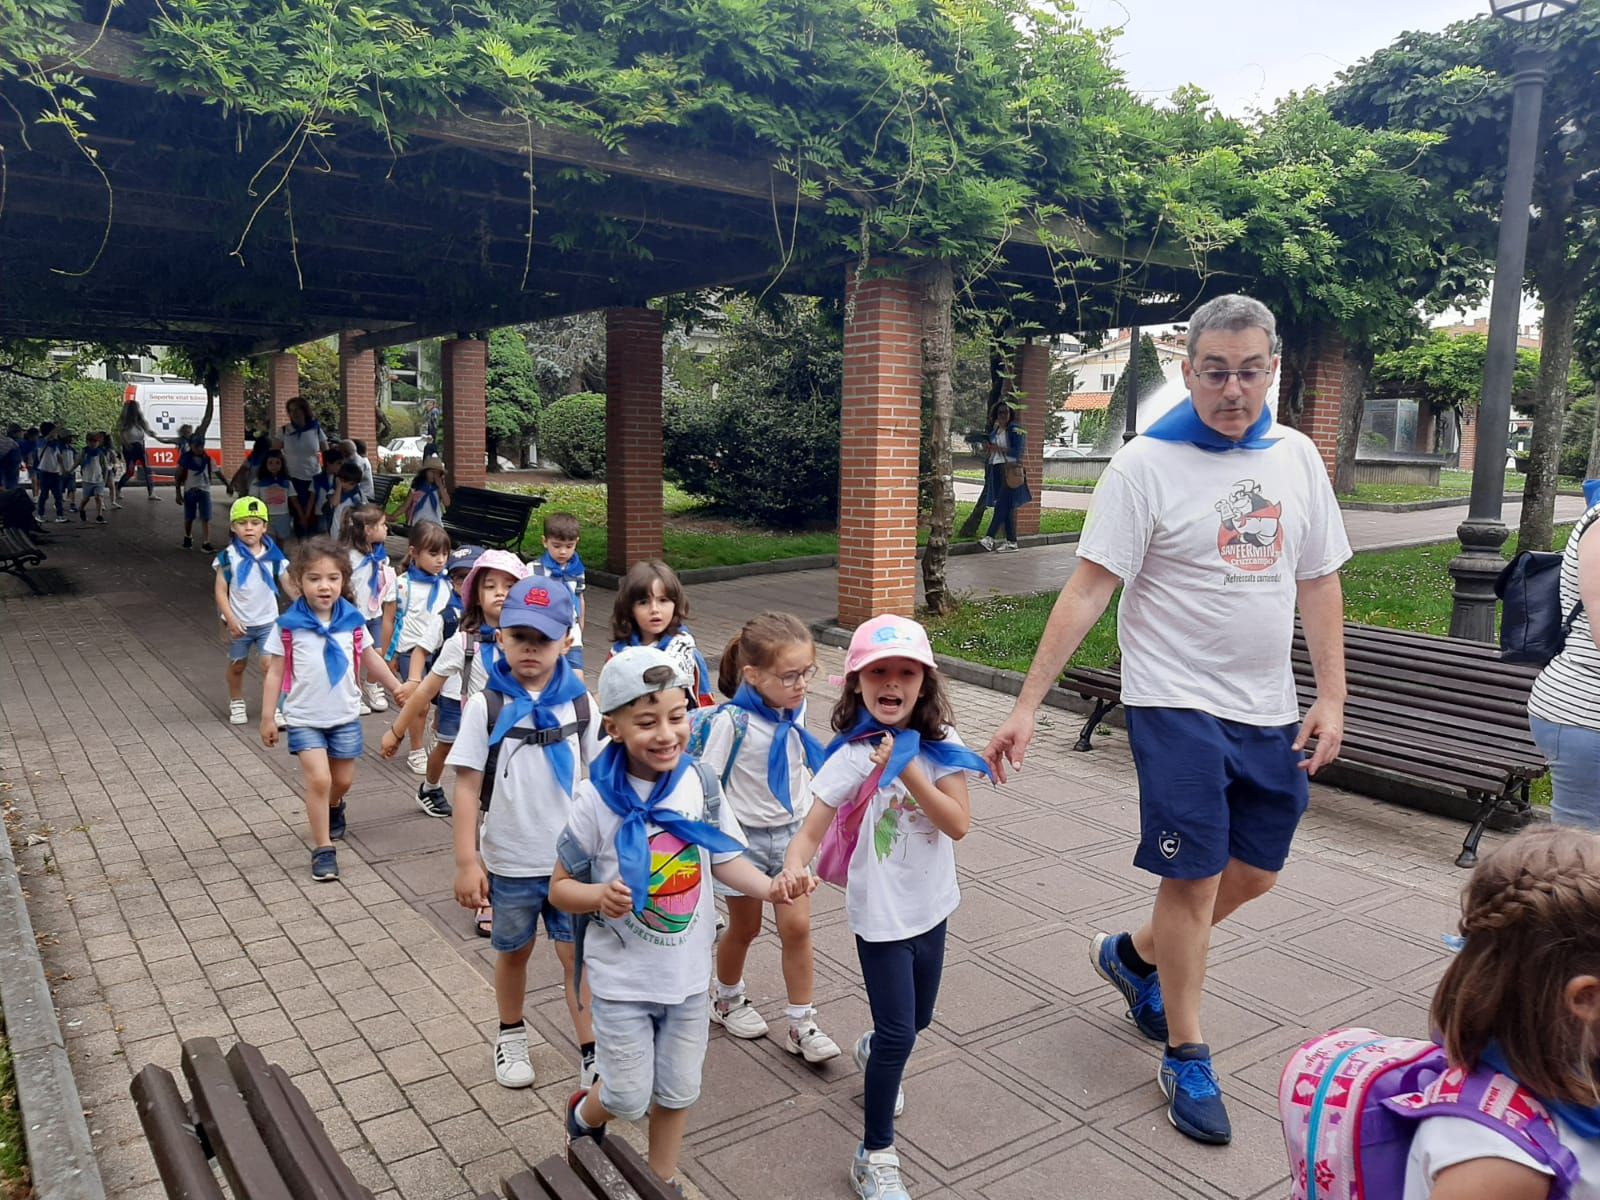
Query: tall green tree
[
  {"left": 485, "top": 327, "right": 540, "bottom": 470},
  {"left": 1331, "top": 2, "right": 1600, "bottom": 546}
]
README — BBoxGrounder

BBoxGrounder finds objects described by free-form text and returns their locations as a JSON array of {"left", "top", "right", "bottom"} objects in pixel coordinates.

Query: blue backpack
[
  {"left": 1496, "top": 506, "right": 1600, "bottom": 664},
  {"left": 686, "top": 704, "right": 748, "bottom": 788}
]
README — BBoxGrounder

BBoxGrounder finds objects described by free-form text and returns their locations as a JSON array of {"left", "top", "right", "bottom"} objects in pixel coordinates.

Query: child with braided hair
[{"left": 1404, "top": 825, "right": 1600, "bottom": 1199}]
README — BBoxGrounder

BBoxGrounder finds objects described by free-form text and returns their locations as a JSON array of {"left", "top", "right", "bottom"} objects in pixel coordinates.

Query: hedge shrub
[
  {"left": 539, "top": 391, "right": 607, "bottom": 479},
  {"left": 0, "top": 378, "right": 127, "bottom": 436}
]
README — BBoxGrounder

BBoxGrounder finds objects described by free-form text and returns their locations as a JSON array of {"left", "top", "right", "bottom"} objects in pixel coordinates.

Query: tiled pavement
[{"left": 0, "top": 497, "right": 1515, "bottom": 1200}]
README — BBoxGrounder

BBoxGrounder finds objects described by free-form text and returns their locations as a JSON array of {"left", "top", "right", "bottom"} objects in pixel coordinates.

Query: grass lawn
[
  {"left": 0, "top": 1018, "right": 28, "bottom": 1200},
  {"left": 489, "top": 481, "right": 1083, "bottom": 572}
]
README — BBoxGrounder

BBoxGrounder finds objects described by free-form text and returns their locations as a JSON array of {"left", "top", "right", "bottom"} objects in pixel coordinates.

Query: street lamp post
[
  {"left": 1122, "top": 322, "right": 1142, "bottom": 443},
  {"left": 1447, "top": 0, "right": 1573, "bottom": 641}
]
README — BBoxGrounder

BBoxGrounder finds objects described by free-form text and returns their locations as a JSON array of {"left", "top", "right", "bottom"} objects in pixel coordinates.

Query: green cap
[{"left": 230, "top": 496, "right": 269, "bottom": 524}]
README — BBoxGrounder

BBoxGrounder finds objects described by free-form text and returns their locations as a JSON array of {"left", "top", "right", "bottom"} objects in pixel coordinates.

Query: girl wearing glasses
[
  {"left": 699, "top": 612, "right": 842, "bottom": 1065},
  {"left": 979, "top": 399, "right": 1033, "bottom": 553}
]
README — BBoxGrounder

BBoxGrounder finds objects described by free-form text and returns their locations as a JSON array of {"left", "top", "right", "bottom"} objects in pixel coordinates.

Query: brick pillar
[
  {"left": 1287, "top": 324, "right": 1345, "bottom": 483},
  {"left": 605, "top": 309, "right": 665, "bottom": 574},
  {"left": 338, "top": 331, "right": 378, "bottom": 448},
  {"left": 1012, "top": 342, "right": 1050, "bottom": 537},
  {"left": 219, "top": 367, "right": 247, "bottom": 477},
  {"left": 269, "top": 351, "right": 299, "bottom": 431},
  {"left": 838, "top": 269, "right": 922, "bottom": 625},
  {"left": 1458, "top": 408, "right": 1478, "bottom": 470},
  {"left": 441, "top": 336, "right": 487, "bottom": 489}
]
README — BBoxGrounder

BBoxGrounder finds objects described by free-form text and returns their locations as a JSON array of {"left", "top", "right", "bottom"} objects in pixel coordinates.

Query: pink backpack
[
  {"left": 280, "top": 625, "right": 363, "bottom": 695},
  {"left": 814, "top": 761, "right": 885, "bottom": 887},
  {"left": 1279, "top": 1028, "right": 1579, "bottom": 1200}
]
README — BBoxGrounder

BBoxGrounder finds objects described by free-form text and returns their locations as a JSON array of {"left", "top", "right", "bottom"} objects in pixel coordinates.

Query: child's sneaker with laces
[
  {"left": 328, "top": 802, "right": 347, "bottom": 841},
  {"left": 853, "top": 1032, "right": 904, "bottom": 1116},
  {"left": 850, "top": 1145, "right": 911, "bottom": 1200},
  {"left": 182, "top": 536, "right": 193, "bottom": 549},
  {"left": 1091, "top": 931, "right": 1167, "bottom": 1042},
  {"left": 1159, "top": 1043, "right": 1232, "bottom": 1145},
  {"left": 786, "top": 1017, "right": 841, "bottom": 1063},
  {"left": 566, "top": 1090, "right": 604, "bottom": 1144},
  {"left": 494, "top": 1025, "right": 535, "bottom": 1088},
  {"left": 710, "top": 993, "right": 769, "bottom": 1039},
  {"left": 310, "top": 846, "right": 339, "bottom": 882},
  {"left": 406, "top": 749, "right": 429, "bottom": 775},
  {"left": 416, "top": 783, "right": 452, "bottom": 818},
  {"left": 228, "top": 699, "right": 248, "bottom": 726}
]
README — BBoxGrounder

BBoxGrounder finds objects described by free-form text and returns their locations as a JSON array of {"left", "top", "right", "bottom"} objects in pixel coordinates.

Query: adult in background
[
  {"left": 0, "top": 425, "right": 21, "bottom": 491},
  {"left": 981, "top": 294, "right": 1350, "bottom": 1146},
  {"left": 280, "top": 397, "right": 329, "bottom": 538},
  {"left": 340, "top": 439, "right": 376, "bottom": 502},
  {"left": 117, "top": 401, "right": 159, "bottom": 500},
  {"left": 1526, "top": 482, "right": 1600, "bottom": 829},
  {"left": 977, "top": 399, "right": 1032, "bottom": 553}
]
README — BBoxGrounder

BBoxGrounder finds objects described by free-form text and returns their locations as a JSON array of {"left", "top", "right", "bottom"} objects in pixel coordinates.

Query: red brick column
[
  {"left": 442, "top": 336, "right": 487, "bottom": 489},
  {"left": 605, "top": 308, "right": 665, "bottom": 574},
  {"left": 269, "top": 351, "right": 299, "bottom": 431},
  {"left": 338, "top": 331, "right": 378, "bottom": 449},
  {"left": 1458, "top": 408, "right": 1478, "bottom": 470},
  {"left": 1287, "top": 324, "right": 1344, "bottom": 483},
  {"left": 1012, "top": 341, "right": 1050, "bottom": 537},
  {"left": 219, "top": 366, "right": 247, "bottom": 477},
  {"left": 838, "top": 269, "right": 922, "bottom": 625}
]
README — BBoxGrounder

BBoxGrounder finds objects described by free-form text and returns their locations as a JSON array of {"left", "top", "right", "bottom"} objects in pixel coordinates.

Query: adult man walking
[{"left": 982, "top": 294, "right": 1350, "bottom": 1146}]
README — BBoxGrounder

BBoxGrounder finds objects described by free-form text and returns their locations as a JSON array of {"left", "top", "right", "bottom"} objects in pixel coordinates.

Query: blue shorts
[
  {"left": 79, "top": 482, "right": 105, "bottom": 500},
  {"left": 1125, "top": 706, "right": 1309, "bottom": 880},
  {"left": 365, "top": 618, "right": 383, "bottom": 648},
  {"left": 432, "top": 695, "right": 462, "bottom": 742},
  {"left": 286, "top": 720, "right": 364, "bottom": 760},
  {"left": 184, "top": 490, "right": 213, "bottom": 522},
  {"left": 228, "top": 623, "right": 275, "bottom": 662},
  {"left": 487, "top": 873, "right": 573, "bottom": 953},
  {"left": 565, "top": 646, "right": 585, "bottom": 672}
]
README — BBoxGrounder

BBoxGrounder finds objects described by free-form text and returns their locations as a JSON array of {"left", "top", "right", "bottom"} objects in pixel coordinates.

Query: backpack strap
[
  {"left": 280, "top": 629, "right": 294, "bottom": 695},
  {"left": 694, "top": 759, "right": 725, "bottom": 831},
  {"left": 479, "top": 691, "right": 592, "bottom": 812},
  {"left": 722, "top": 708, "right": 748, "bottom": 790}
]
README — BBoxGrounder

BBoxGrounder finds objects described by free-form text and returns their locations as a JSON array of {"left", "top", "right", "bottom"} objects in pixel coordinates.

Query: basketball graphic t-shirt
[
  {"left": 562, "top": 767, "right": 748, "bottom": 1004},
  {"left": 1076, "top": 424, "right": 1351, "bottom": 726}
]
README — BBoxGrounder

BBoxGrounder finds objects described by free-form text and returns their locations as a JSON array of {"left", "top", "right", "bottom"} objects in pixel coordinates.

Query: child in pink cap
[{"left": 777, "top": 614, "right": 991, "bottom": 1200}]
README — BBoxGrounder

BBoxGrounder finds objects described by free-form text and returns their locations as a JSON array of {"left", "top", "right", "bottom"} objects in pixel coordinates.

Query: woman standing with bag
[{"left": 978, "top": 400, "right": 1032, "bottom": 553}]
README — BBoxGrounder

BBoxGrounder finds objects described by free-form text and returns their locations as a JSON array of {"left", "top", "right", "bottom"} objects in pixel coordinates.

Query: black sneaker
[
  {"left": 416, "top": 783, "right": 452, "bottom": 819},
  {"left": 311, "top": 846, "right": 339, "bottom": 882},
  {"left": 328, "top": 802, "right": 347, "bottom": 841},
  {"left": 201, "top": 542, "right": 215, "bottom": 553},
  {"left": 182, "top": 536, "right": 193, "bottom": 550},
  {"left": 566, "top": 1090, "right": 604, "bottom": 1144}
]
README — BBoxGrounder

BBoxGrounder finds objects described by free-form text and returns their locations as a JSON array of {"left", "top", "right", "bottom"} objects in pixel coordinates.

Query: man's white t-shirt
[
  {"left": 446, "top": 690, "right": 603, "bottom": 877},
  {"left": 1404, "top": 1114, "right": 1600, "bottom": 1199},
  {"left": 348, "top": 551, "right": 396, "bottom": 623},
  {"left": 430, "top": 632, "right": 495, "bottom": 702},
  {"left": 561, "top": 767, "right": 748, "bottom": 1003},
  {"left": 263, "top": 625, "right": 362, "bottom": 728},
  {"left": 215, "top": 546, "right": 287, "bottom": 629},
  {"left": 699, "top": 705, "right": 815, "bottom": 829},
  {"left": 1075, "top": 425, "right": 1351, "bottom": 726},
  {"left": 809, "top": 730, "right": 974, "bottom": 942}
]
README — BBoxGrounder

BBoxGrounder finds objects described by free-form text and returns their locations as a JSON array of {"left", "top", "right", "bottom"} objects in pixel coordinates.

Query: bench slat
[
  {"left": 224, "top": 1045, "right": 346, "bottom": 1200},
  {"left": 532, "top": 1154, "right": 596, "bottom": 1200},
  {"left": 130, "top": 1064, "right": 229, "bottom": 1200},
  {"left": 181, "top": 1037, "right": 296, "bottom": 1200},
  {"left": 569, "top": 1138, "right": 643, "bottom": 1200},
  {"left": 601, "top": 1135, "right": 683, "bottom": 1200}
]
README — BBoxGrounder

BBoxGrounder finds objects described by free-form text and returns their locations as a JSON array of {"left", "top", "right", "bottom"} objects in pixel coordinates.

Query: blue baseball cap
[
  {"left": 447, "top": 544, "right": 485, "bottom": 576},
  {"left": 500, "top": 576, "right": 574, "bottom": 640}
]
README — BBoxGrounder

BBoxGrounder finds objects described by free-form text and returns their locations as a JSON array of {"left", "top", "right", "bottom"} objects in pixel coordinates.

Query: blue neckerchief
[
  {"left": 357, "top": 544, "right": 389, "bottom": 605},
  {"left": 1142, "top": 396, "right": 1279, "bottom": 452},
  {"left": 726, "top": 684, "right": 824, "bottom": 813},
  {"left": 613, "top": 630, "right": 712, "bottom": 699},
  {"left": 823, "top": 713, "right": 993, "bottom": 791},
  {"left": 231, "top": 536, "right": 287, "bottom": 593},
  {"left": 181, "top": 451, "right": 209, "bottom": 476},
  {"left": 484, "top": 655, "right": 589, "bottom": 795},
  {"left": 335, "top": 488, "right": 360, "bottom": 515},
  {"left": 442, "top": 592, "right": 463, "bottom": 640},
  {"left": 257, "top": 471, "right": 291, "bottom": 488},
  {"left": 81, "top": 445, "right": 108, "bottom": 465},
  {"left": 405, "top": 564, "right": 444, "bottom": 612},
  {"left": 1584, "top": 479, "right": 1600, "bottom": 510},
  {"left": 412, "top": 482, "right": 439, "bottom": 512},
  {"left": 289, "top": 417, "right": 321, "bottom": 437},
  {"left": 1482, "top": 1043, "right": 1600, "bottom": 1141},
  {"left": 313, "top": 471, "right": 333, "bottom": 499},
  {"left": 588, "top": 742, "right": 743, "bottom": 917},
  {"left": 540, "top": 551, "right": 586, "bottom": 583},
  {"left": 278, "top": 598, "right": 365, "bottom": 684}
]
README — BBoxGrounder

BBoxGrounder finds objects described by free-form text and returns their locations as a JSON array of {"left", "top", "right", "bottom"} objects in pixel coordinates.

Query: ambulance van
[{"left": 121, "top": 376, "right": 223, "bottom": 479}]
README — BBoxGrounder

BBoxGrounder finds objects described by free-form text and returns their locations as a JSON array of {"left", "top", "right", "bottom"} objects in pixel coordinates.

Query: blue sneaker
[
  {"left": 328, "top": 802, "right": 347, "bottom": 840},
  {"left": 1091, "top": 932, "right": 1167, "bottom": 1042},
  {"left": 1159, "top": 1044, "right": 1232, "bottom": 1145},
  {"left": 310, "top": 846, "right": 339, "bottom": 883},
  {"left": 566, "top": 1090, "right": 604, "bottom": 1145}
]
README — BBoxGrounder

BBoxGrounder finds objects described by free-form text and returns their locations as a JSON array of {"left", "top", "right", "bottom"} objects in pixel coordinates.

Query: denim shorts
[
  {"left": 432, "top": 695, "right": 462, "bottom": 742},
  {"left": 184, "top": 490, "right": 213, "bottom": 522},
  {"left": 487, "top": 873, "right": 573, "bottom": 953},
  {"left": 589, "top": 991, "right": 711, "bottom": 1121},
  {"left": 713, "top": 818, "right": 799, "bottom": 898},
  {"left": 286, "top": 720, "right": 364, "bottom": 760},
  {"left": 79, "top": 482, "right": 104, "bottom": 499},
  {"left": 565, "top": 646, "right": 586, "bottom": 672},
  {"left": 228, "top": 622, "right": 275, "bottom": 663},
  {"left": 1126, "top": 706, "right": 1308, "bottom": 880}
]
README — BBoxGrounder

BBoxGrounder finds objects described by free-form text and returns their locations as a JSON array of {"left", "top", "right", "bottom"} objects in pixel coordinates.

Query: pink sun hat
[
  {"left": 844, "top": 614, "right": 937, "bottom": 675},
  {"left": 459, "top": 549, "right": 529, "bottom": 603}
]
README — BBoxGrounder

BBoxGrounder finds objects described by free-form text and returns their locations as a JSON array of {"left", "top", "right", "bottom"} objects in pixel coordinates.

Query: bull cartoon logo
[{"left": 1215, "top": 479, "right": 1284, "bottom": 572}]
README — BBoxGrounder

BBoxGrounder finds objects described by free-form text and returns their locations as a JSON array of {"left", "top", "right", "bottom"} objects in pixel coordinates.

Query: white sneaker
[
  {"left": 786, "top": 1017, "right": 842, "bottom": 1063},
  {"left": 274, "top": 708, "right": 287, "bottom": 728},
  {"left": 494, "top": 1026, "right": 536, "bottom": 1089},
  {"left": 228, "top": 699, "right": 248, "bottom": 726},
  {"left": 710, "top": 993, "right": 769, "bottom": 1039},
  {"left": 364, "top": 683, "right": 389, "bottom": 712},
  {"left": 854, "top": 1032, "right": 904, "bottom": 1116},
  {"left": 359, "top": 698, "right": 373, "bottom": 715},
  {"left": 111, "top": 501, "right": 124, "bottom": 510},
  {"left": 978, "top": 536, "right": 996, "bottom": 552},
  {"left": 851, "top": 1146, "right": 911, "bottom": 1200},
  {"left": 53, "top": 516, "right": 68, "bottom": 523},
  {"left": 406, "top": 749, "right": 429, "bottom": 776},
  {"left": 996, "top": 541, "right": 1020, "bottom": 553}
]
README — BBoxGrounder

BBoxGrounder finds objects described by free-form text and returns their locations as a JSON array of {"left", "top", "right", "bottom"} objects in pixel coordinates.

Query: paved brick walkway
[{"left": 0, "top": 497, "right": 1507, "bottom": 1200}]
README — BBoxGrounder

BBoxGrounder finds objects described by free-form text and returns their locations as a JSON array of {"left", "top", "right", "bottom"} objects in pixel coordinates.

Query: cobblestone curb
[{"left": 0, "top": 827, "right": 105, "bottom": 1200}]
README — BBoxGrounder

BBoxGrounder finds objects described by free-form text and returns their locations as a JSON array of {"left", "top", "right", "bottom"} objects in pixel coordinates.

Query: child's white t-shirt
[
  {"left": 446, "top": 691, "right": 603, "bottom": 877},
  {"left": 252, "top": 478, "right": 292, "bottom": 518},
  {"left": 1404, "top": 1113, "right": 1600, "bottom": 1199},
  {"left": 393, "top": 571, "right": 452, "bottom": 654},
  {"left": 699, "top": 705, "right": 814, "bottom": 829},
  {"left": 348, "top": 550, "right": 396, "bottom": 622},
  {"left": 263, "top": 625, "right": 362, "bottom": 728},
  {"left": 215, "top": 546, "right": 287, "bottom": 629},
  {"left": 809, "top": 729, "right": 974, "bottom": 942},
  {"left": 561, "top": 767, "right": 747, "bottom": 1004},
  {"left": 430, "top": 632, "right": 495, "bottom": 702}
]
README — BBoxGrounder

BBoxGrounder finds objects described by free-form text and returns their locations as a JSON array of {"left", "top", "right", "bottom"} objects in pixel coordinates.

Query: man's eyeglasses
[
  {"left": 1192, "top": 368, "right": 1272, "bottom": 389},
  {"left": 769, "top": 665, "right": 819, "bottom": 689}
]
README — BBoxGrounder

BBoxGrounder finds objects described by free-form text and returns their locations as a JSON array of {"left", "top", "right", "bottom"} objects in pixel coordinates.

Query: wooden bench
[
  {"left": 0, "top": 527, "right": 46, "bottom": 594},
  {"left": 1060, "top": 620, "right": 1548, "bottom": 868},
  {"left": 133, "top": 1038, "right": 683, "bottom": 1200},
  {"left": 371, "top": 473, "right": 402, "bottom": 513},
  {"left": 439, "top": 486, "right": 543, "bottom": 551}
]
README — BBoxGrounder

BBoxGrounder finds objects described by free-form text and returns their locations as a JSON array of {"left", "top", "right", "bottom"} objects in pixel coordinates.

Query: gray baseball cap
[{"left": 598, "top": 646, "right": 689, "bottom": 714}]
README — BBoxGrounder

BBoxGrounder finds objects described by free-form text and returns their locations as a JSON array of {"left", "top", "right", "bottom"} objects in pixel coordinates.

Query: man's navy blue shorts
[{"left": 1125, "top": 706, "right": 1309, "bottom": 880}]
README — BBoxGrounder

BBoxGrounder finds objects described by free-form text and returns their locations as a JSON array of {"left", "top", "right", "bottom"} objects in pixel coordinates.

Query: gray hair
[{"left": 1186, "top": 294, "right": 1280, "bottom": 359}]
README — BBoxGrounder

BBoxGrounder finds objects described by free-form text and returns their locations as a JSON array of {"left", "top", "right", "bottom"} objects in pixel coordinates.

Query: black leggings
[
  {"left": 855, "top": 920, "right": 947, "bottom": 1150},
  {"left": 117, "top": 444, "right": 154, "bottom": 495},
  {"left": 985, "top": 462, "right": 1017, "bottom": 542}
]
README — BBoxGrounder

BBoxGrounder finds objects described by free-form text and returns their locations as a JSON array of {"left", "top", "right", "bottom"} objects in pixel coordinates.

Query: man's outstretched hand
[{"left": 982, "top": 706, "right": 1036, "bottom": 784}]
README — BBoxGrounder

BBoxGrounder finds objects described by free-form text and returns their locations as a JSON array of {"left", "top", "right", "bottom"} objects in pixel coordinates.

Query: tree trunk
[
  {"left": 1331, "top": 341, "right": 1373, "bottom": 496},
  {"left": 1276, "top": 331, "right": 1309, "bottom": 432},
  {"left": 920, "top": 261, "right": 956, "bottom": 616},
  {"left": 1518, "top": 278, "right": 1580, "bottom": 551},
  {"left": 1587, "top": 376, "right": 1600, "bottom": 479}
]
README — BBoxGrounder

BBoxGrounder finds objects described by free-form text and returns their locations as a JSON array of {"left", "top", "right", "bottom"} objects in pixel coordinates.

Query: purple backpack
[{"left": 1280, "top": 1028, "right": 1580, "bottom": 1199}]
